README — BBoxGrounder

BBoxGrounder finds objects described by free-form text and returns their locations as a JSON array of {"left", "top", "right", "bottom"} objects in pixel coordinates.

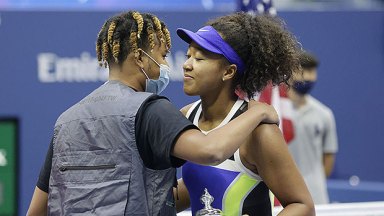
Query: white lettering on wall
[
  {"left": 37, "top": 51, "right": 186, "bottom": 83},
  {"left": 37, "top": 52, "right": 108, "bottom": 83},
  {"left": 0, "top": 150, "right": 7, "bottom": 166}
]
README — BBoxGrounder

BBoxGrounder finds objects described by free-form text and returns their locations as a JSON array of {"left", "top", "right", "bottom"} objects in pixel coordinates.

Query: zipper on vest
[{"left": 59, "top": 164, "right": 116, "bottom": 172}]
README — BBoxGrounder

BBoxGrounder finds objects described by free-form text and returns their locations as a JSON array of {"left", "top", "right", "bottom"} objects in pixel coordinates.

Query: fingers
[
  {"left": 247, "top": 98, "right": 257, "bottom": 106},
  {"left": 247, "top": 99, "right": 263, "bottom": 107}
]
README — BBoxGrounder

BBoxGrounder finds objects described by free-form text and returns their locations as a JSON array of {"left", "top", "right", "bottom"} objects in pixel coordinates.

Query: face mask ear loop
[
  {"left": 140, "top": 49, "right": 161, "bottom": 67},
  {"left": 140, "top": 68, "right": 150, "bottom": 80}
]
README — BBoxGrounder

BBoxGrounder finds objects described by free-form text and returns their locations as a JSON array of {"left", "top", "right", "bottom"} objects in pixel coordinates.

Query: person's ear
[
  {"left": 222, "top": 64, "right": 237, "bottom": 82},
  {"left": 134, "top": 49, "right": 146, "bottom": 69}
]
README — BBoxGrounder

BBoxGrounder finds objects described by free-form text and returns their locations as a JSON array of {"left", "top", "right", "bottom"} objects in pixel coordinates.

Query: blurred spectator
[{"left": 287, "top": 51, "right": 339, "bottom": 204}]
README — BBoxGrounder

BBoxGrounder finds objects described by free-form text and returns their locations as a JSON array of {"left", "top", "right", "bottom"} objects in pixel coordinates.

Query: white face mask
[{"left": 140, "top": 50, "right": 170, "bottom": 94}]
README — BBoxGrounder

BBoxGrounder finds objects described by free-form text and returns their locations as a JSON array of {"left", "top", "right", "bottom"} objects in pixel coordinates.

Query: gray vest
[{"left": 48, "top": 81, "right": 177, "bottom": 215}]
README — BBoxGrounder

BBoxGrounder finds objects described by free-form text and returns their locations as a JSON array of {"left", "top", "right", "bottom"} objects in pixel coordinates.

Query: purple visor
[{"left": 177, "top": 26, "right": 245, "bottom": 74}]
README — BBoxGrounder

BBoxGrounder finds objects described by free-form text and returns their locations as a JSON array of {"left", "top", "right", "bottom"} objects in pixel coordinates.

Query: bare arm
[
  {"left": 173, "top": 100, "right": 278, "bottom": 165},
  {"left": 174, "top": 179, "right": 191, "bottom": 213},
  {"left": 246, "top": 124, "right": 315, "bottom": 216},
  {"left": 27, "top": 187, "right": 48, "bottom": 216},
  {"left": 323, "top": 153, "right": 335, "bottom": 177}
]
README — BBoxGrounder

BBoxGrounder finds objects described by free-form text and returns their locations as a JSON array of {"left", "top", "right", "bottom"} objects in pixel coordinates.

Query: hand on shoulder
[{"left": 248, "top": 99, "right": 279, "bottom": 125}]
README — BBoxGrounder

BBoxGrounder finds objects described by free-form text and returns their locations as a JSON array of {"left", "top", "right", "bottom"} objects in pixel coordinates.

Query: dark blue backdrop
[{"left": 0, "top": 10, "right": 383, "bottom": 214}]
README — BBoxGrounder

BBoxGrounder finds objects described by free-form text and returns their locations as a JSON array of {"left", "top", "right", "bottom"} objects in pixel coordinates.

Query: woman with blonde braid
[
  {"left": 175, "top": 13, "right": 315, "bottom": 215},
  {"left": 26, "top": 11, "right": 279, "bottom": 215}
]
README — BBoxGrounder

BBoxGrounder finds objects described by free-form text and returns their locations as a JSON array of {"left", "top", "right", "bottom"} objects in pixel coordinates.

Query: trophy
[{"left": 195, "top": 188, "right": 223, "bottom": 216}]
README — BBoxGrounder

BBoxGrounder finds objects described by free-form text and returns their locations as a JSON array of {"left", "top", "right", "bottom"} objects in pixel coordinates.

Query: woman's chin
[{"left": 183, "top": 87, "right": 197, "bottom": 96}]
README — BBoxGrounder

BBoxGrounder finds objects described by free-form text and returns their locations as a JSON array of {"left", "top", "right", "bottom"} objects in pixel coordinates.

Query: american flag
[
  {"left": 237, "top": 0, "right": 277, "bottom": 16},
  {"left": 236, "top": 0, "right": 295, "bottom": 144}
]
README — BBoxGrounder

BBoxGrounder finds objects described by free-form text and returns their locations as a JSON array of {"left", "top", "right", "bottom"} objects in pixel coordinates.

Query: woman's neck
[{"left": 198, "top": 90, "right": 238, "bottom": 130}]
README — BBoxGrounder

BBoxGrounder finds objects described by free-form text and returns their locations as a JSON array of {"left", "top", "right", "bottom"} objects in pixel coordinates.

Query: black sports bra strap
[
  {"left": 229, "top": 101, "right": 248, "bottom": 121},
  {"left": 187, "top": 102, "right": 201, "bottom": 122}
]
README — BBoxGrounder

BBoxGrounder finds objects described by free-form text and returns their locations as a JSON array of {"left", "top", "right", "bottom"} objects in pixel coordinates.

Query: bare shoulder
[
  {"left": 180, "top": 102, "right": 195, "bottom": 116},
  {"left": 243, "top": 124, "right": 282, "bottom": 155},
  {"left": 241, "top": 123, "right": 285, "bottom": 173},
  {"left": 253, "top": 123, "right": 282, "bottom": 138}
]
